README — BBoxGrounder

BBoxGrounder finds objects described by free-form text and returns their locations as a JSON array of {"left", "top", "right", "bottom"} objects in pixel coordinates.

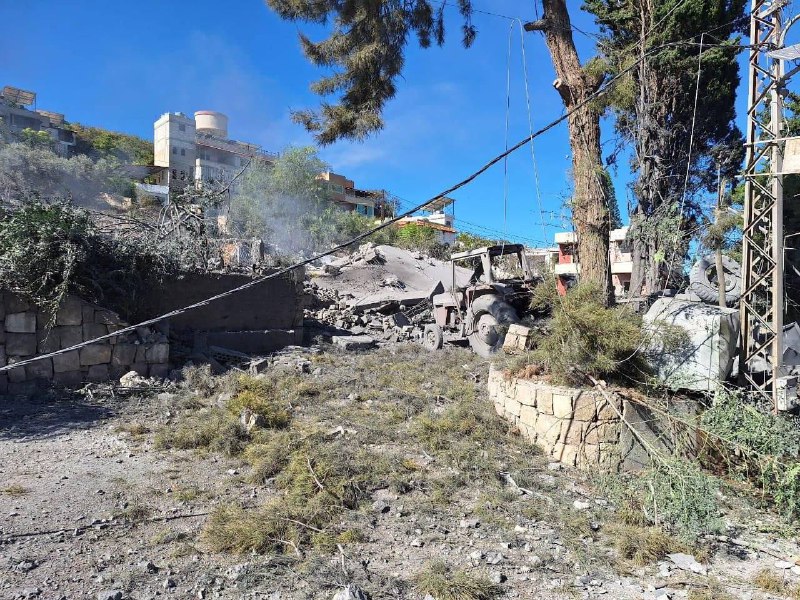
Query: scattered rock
[
  {"left": 667, "top": 553, "right": 707, "bottom": 575},
  {"left": 332, "top": 584, "right": 371, "bottom": 600},
  {"left": 97, "top": 591, "right": 122, "bottom": 600},
  {"left": 573, "top": 500, "right": 591, "bottom": 510},
  {"left": 332, "top": 335, "right": 376, "bottom": 351},
  {"left": 489, "top": 571, "right": 506, "bottom": 584}
]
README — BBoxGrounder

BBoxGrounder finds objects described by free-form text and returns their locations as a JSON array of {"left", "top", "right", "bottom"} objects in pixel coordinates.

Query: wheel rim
[
  {"left": 474, "top": 314, "right": 499, "bottom": 347},
  {"left": 424, "top": 329, "right": 438, "bottom": 348}
]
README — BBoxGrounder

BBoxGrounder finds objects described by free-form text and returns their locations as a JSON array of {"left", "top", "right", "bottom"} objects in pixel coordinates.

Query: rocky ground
[{"left": 3, "top": 344, "right": 800, "bottom": 600}]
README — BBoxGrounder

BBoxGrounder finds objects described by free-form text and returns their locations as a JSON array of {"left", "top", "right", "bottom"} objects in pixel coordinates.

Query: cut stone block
[
  {"left": 5, "top": 294, "right": 30, "bottom": 313},
  {"left": 57, "top": 326, "right": 83, "bottom": 349},
  {"left": 80, "top": 344, "right": 112, "bottom": 366},
  {"left": 83, "top": 323, "right": 107, "bottom": 342},
  {"left": 82, "top": 305, "right": 95, "bottom": 324},
  {"left": 26, "top": 358, "right": 53, "bottom": 380},
  {"left": 53, "top": 370, "right": 83, "bottom": 387},
  {"left": 56, "top": 298, "right": 83, "bottom": 326},
  {"left": 0, "top": 345, "right": 5, "bottom": 367},
  {"left": 87, "top": 364, "right": 110, "bottom": 382},
  {"left": 145, "top": 343, "right": 169, "bottom": 364},
  {"left": 7, "top": 359, "right": 26, "bottom": 383},
  {"left": 37, "top": 330, "right": 60, "bottom": 354},
  {"left": 53, "top": 350, "right": 81, "bottom": 373},
  {"left": 149, "top": 364, "right": 170, "bottom": 379},
  {"left": 112, "top": 344, "right": 138, "bottom": 366},
  {"left": 537, "top": 389, "right": 553, "bottom": 415},
  {"left": 6, "top": 333, "right": 37, "bottom": 356},
  {"left": 503, "top": 324, "right": 534, "bottom": 353},
  {"left": 552, "top": 393, "right": 574, "bottom": 419},
  {"left": 5, "top": 312, "right": 36, "bottom": 334},
  {"left": 332, "top": 335, "right": 376, "bottom": 351}
]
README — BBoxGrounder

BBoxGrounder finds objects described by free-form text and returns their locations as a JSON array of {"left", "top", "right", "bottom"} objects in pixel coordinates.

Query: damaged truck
[{"left": 423, "top": 244, "right": 538, "bottom": 357}]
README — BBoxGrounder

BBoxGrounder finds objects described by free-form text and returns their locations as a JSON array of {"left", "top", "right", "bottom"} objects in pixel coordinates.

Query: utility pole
[{"left": 739, "top": 0, "right": 800, "bottom": 411}]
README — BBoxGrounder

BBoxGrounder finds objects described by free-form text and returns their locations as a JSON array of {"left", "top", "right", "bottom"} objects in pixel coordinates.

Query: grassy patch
[
  {"left": 1, "top": 484, "right": 29, "bottom": 496},
  {"left": 204, "top": 438, "right": 395, "bottom": 554},
  {"left": 414, "top": 561, "right": 501, "bottom": 600},
  {"left": 606, "top": 523, "right": 684, "bottom": 566}
]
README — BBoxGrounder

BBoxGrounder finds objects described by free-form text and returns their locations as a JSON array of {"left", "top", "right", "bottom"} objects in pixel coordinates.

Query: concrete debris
[
  {"left": 332, "top": 585, "right": 371, "bottom": 600},
  {"left": 313, "top": 244, "right": 470, "bottom": 310},
  {"left": 304, "top": 280, "right": 428, "bottom": 344},
  {"left": 667, "top": 552, "right": 707, "bottom": 575},
  {"left": 332, "top": 335, "right": 377, "bottom": 351},
  {"left": 643, "top": 298, "right": 739, "bottom": 392}
]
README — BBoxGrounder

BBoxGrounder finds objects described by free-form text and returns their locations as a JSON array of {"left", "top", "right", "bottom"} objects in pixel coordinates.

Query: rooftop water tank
[{"left": 194, "top": 111, "right": 228, "bottom": 138}]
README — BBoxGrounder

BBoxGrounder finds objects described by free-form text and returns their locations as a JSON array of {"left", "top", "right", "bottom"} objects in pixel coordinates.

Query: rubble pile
[{"left": 304, "top": 278, "right": 429, "bottom": 344}]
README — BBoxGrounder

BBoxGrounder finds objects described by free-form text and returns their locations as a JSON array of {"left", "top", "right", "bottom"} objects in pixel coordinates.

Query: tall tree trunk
[{"left": 526, "top": 0, "right": 613, "bottom": 306}]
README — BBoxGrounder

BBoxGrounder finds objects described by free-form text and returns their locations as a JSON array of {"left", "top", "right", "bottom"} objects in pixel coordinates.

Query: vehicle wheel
[
  {"left": 422, "top": 324, "right": 444, "bottom": 351},
  {"left": 467, "top": 295, "right": 519, "bottom": 357},
  {"left": 689, "top": 255, "right": 742, "bottom": 306}
]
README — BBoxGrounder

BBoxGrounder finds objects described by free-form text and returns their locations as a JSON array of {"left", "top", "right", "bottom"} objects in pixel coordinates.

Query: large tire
[
  {"left": 689, "top": 255, "right": 742, "bottom": 306},
  {"left": 422, "top": 323, "right": 444, "bottom": 351},
  {"left": 467, "top": 295, "right": 519, "bottom": 357}
]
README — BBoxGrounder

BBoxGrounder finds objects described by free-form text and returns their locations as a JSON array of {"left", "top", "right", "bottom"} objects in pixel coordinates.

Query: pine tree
[{"left": 583, "top": 0, "right": 746, "bottom": 296}]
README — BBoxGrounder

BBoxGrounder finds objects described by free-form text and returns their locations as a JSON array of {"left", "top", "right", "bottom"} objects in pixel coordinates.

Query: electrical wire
[{"left": 0, "top": 36, "right": 755, "bottom": 374}]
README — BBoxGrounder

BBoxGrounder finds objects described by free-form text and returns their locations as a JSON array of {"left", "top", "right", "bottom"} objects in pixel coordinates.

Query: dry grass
[
  {"left": 751, "top": 568, "right": 800, "bottom": 597},
  {"left": 415, "top": 561, "right": 501, "bottom": 600},
  {"left": 1, "top": 484, "right": 29, "bottom": 496},
  {"left": 606, "top": 523, "right": 685, "bottom": 566},
  {"left": 155, "top": 347, "right": 565, "bottom": 563},
  {"left": 115, "top": 421, "right": 151, "bottom": 437}
]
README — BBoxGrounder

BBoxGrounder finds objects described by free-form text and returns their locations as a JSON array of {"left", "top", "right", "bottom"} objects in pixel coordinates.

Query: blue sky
[{"left": 0, "top": 0, "right": 747, "bottom": 246}]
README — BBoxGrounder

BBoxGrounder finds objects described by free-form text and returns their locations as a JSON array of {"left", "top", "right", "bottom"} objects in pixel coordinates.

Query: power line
[{"left": 0, "top": 35, "right": 751, "bottom": 374}]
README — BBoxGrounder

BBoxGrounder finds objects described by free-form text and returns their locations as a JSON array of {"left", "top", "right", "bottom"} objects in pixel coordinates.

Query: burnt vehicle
[{"left": 422, "top": 244, "right": 538, "bottom": 357}]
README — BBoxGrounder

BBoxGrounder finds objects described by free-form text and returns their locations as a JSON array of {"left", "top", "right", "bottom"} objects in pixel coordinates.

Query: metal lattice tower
[{"left": 739, "top": 0, "right": 788, "bottom": 408}]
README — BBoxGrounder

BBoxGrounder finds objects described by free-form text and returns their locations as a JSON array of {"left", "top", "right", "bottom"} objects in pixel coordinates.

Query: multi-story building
[
  {"left": 552, "top": 226, "right": 633, "bottom": 297},
  {"left": 150, "top": 110, "right": 275, "bottom": 196},
  {"left": 395, "top": 196, "right": 458, "bottom": 245},
  {"left": 0, "top": 85, "right": 76, "bottom": 156}
]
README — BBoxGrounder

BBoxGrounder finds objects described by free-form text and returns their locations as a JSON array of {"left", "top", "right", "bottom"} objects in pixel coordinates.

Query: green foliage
[
  {"left": 701, "top": 388, "right": 800, "bottom": 520},
  {"left": 528, "top": 280, "right": 648, "bottom": 384},
  {"left": 19, "top": 128, "right": 52, "bottom": 148},
  {"left": 266, "top": 0, "right": 477, "bottom": 144},
  {"left": 414, "top": 561, "right": 501, "bottom": 600},
  {"left": 584, "top": 0, "right": 746, "bottom": 290},
  {"left": 455, "top": 232, "right": 498, "bottom": 251},
  {"left": 0, "top": 201, "right": 171, "bottom": 323},
  {"left": 69, "top": 123, "right": 154, "bottom": 165},
  {"left": 0, "top": 140, "right": 135, "bottom": 203},
  {"left": 601, "top": 457, "right": 721, "bottom": 535}
]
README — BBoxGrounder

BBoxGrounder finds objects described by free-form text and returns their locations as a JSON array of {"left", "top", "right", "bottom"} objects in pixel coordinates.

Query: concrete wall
[
  {"left": 0, "top": 293, "right": 169, "bottom": 395},
  {"left": 487, "top": 366, "right": 693, "bottom": 470},
  {"left": 133, "top": 269, "right": 305, "bottom": 333}
]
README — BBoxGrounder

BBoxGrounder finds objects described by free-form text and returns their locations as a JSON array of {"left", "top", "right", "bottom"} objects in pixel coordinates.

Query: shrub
[
  {"left": 600, "top": 457, "right": 720, "bottom": 535},
  {"left": 0, "top": 201, "right": 173, "bottom": 323},
  {"left": 528, "top": 281, "right": 649, "bottom": 385},
  {"left": 701, "top": 388, "right": 800, "bottom": 520},
  {"left": 414, "top": 561, "right": 501, "bottom": 600}
]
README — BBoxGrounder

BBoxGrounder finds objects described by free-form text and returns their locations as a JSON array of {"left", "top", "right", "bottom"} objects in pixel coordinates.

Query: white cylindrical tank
[{"left": 194, "top": 111, "right": 228, "bottom": 138}]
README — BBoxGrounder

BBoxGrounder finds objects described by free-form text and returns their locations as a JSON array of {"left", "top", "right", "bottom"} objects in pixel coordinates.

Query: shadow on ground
[{"left": 0, "top": 392, "right": 111, "bottom": 441}]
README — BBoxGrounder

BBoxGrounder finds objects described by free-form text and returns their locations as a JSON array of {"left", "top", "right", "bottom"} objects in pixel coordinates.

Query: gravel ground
[{"left": 3, "top": 346, "right": 800, "bottom": 600}]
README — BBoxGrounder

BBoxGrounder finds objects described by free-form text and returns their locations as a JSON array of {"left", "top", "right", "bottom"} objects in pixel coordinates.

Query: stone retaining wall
[
  {"left": 1, "top": 293, "right": 169, "bottom": 395},
  {"left": 487, "top": 365, "right": 688, "bottom": 470}
]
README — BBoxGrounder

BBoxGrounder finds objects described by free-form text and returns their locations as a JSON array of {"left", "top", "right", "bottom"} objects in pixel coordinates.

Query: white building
[{"left": 146, "top": 110, "right": 275, "bottom": 201}]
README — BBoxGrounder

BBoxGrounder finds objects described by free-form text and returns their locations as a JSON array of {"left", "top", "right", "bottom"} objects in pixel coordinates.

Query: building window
[
  {"left": 180, "top": 148, "right": 186, "bottom": 156},
  {"left": 172, "top": 146, "right": 177, "bottom": 155},
  {"left": 179, "top": 124, "right": 186, "bottom": 132}
]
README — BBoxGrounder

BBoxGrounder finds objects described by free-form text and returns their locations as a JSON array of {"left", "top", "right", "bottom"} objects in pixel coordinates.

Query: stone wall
[
  {"left": 487, "top": 366, "right": 691, "bottom": 470},
  {"left": 0, "top": 293, "right": 169, "bottom": 395},
  {"left": 488, "top": 365, "right": 624, "bottom": 468}
]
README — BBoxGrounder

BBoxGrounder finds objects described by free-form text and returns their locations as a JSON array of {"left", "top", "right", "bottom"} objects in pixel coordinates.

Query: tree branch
[{"left": 523, "top": 19, "right": 549, "bottom": 32}]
